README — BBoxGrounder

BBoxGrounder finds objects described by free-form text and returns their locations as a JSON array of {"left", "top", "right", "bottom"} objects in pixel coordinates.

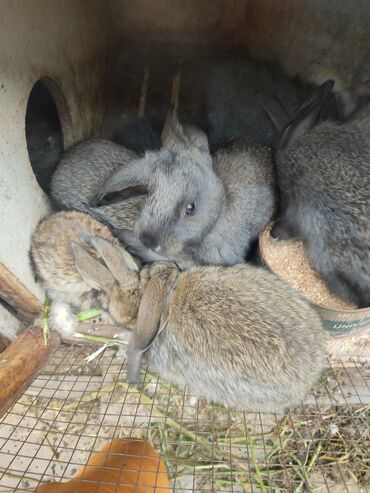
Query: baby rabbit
[
  {"left": 30, "top": 211, "right": 141, "bottom": 335},
  {"left": 50, "top": 138, "right": 147, "bottom": 232},
  {"left": 68, "top": 236, "right": 325, "bottom": 411},
  {"left": 205, "top": 58, "right": 340, "bottom": 152},
  {"left": 261, "top": 94, "right": 370, "bottom": 308},
  {"left": 205, "top": 58, "right": 310, "bottom": 151},
  {"left": 95, "top": 110, "right": 276, "bottom": 269}
]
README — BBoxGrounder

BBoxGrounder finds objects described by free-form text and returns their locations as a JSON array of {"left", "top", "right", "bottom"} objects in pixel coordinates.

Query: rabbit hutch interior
[{"left": 0, "top": 1, "right": 369, "bottom": 492}]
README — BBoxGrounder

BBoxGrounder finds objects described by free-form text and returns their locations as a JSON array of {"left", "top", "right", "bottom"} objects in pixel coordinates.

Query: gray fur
[
  {"left": 135, "top": 114, "right": 276, "bottom": 268},
  {"left": 259, "top": 80, "right": 336, "bottom": 151},
  {"left": 204, "top": 58, "right": 339, "bottom": 151},
  {"left": 50, "top": 138, "right": 150, "bottom": 251},
  {"left": 100, "top": 112, "right": 276, "bottom": 268},
  {"left": 126, "top": 261, "right": 325, "bottom": 412},
  {"left": 51, "top": 139, "right": 137, "bottom": 209},
  {"left": 270, "top": 100, "right": 370, "bottom": 307}
]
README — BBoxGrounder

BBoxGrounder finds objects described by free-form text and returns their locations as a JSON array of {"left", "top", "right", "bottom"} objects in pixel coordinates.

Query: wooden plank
[
  {"left": 0, "top": 327, "right": 60, "bottom": 416},
  {"left": 0, "top": 262, "right": 42, "bottom": 321}
]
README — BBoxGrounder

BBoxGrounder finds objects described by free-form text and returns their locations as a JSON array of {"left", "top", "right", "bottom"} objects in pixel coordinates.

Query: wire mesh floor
[{"left": 0, "top": 343, "right": 369, "bottom": 492}]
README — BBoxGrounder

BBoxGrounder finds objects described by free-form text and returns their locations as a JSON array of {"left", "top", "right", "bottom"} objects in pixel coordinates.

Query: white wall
[{"left": 0, "top": 0, "right": 108, "bottom": 300}]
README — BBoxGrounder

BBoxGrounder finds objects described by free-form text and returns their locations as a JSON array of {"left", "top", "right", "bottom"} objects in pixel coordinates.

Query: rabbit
[
  {"left": 50, "top": 138, "right": 139, "bottom": 210},
  {"left": 94, "top": 110, "right": 277, "bottom": 269},
  {"left": 260, "top": 93, "right": 370, "bottom": 308},
  {"left": 50, "top": 137, "right": 154, "bottom": 253},
  {"left": 204, "top": 57, "right": 339, "bottom": 152},
  {"left": 30, "top": 211, "right": 141, "bottom": 336},
  {"left": 68, "top": 236, "right": 325, "bottom": 411}
]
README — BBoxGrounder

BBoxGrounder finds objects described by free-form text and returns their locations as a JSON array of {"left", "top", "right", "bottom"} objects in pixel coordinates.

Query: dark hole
[
  {"left": 25, "top": 80, "right": 64, "bottom": 194},
  {"left": 98, "top": 185, "right": 148, "bottom": 206}
]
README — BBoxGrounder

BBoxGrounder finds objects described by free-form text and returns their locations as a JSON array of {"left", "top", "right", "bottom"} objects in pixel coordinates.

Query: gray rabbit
[
  {"left": 260, "top": 93, "right": 370, "bottom": 308},
  {"left": 204, "top": 58, "right": 339, "bottom": 151},
  {"left": 51, "top": 138, "right": 137, "bottom": 209},
  {"left": 95, "top": 110, "right": 276, "bottom": 269},
  {"left": 50, "top": 138, "right": 148, "bottom": 235},
  {"left": 59, "top": 234, "right": 325, "bottom": 411}
]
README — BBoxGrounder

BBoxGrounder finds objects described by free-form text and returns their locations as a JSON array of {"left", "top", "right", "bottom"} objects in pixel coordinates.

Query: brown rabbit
[
  {"left": 30, "top": 211, "right": 140, "bottom": 335},
  {"left": 62, "top": 236, "right": 326, "bottom": 412}
]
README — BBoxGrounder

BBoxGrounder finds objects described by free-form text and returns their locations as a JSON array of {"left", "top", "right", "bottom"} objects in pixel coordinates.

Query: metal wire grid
[{"left": 0, "top": 343, "right": 368, "bottom": 493}]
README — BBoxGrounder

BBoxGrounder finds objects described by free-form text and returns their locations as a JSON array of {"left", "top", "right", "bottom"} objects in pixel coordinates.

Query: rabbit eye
[{"left": 185, "top": 202, "right": 196, "bottom": 216}]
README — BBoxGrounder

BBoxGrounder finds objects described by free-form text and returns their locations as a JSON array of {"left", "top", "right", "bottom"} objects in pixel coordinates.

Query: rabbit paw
[
  {"left": 49, "top": 302, "right": 77, "bottom": 336},
  {"left": 113, "top": 329, "right": 131, "bottom": 359},
  {"left": 271, "top": 220, "right": 299, "bottom": 243}
]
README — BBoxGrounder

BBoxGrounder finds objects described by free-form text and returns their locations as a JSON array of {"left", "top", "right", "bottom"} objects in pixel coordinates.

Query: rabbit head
[
  {"left": 93, "top": 110, "right": 224, "bottom": 267},
  {"left": 135, "top": 111, "right": 224, "bottom": 264},
  {"left": 72, "top": 236, "right": 142, "bottom": 330}
]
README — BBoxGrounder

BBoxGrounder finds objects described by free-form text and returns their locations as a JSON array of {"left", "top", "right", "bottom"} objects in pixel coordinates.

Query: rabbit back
[
  {"left": 146, "top": 264, "right": 325, "bottom": 411},
  {"left": 51, "top": 139, "right": 137, "bottom": 210},
  {"left": 194, "top": 138, "right": 276, "bottom": 265},
  {"left": 276, "top": 122, "right": 370, "bottom": 306}
]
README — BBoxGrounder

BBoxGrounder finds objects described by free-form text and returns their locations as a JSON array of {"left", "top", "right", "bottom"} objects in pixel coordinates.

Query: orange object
[{"left": 35, "top": 438, "right": 171, "bottom": 493}]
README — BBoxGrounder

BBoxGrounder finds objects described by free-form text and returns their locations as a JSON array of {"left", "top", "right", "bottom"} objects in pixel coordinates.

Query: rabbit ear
[
  {"left": 87, "top": 236, "right": 139, "bottom": 288},
  {"left": 316, "top": 79, "right": 335, "bottom": 104},
  {"left": 71, "top": 242, "right": 114, "bottom": 291},
  {"left": 134, "top": 276, "right": 167, "bottom": 351},
  {"left": 183, "top": 124, "right": 210, "bottom": 155},
  {"left": 126, "top": 336, "right": 144, "bottom": 384},
  {"left": 293, "top": 79, "right": 335, "bottom": 117},
  {"left": 126, "top": 276, "right": 168, "bottom": 384},
  {"left": 98, "top": 185, "right": 148, "bottom": 206},
  {"left": 92, "top": 156, "right": 152, "bottom": 206},
  {"left": 257, "top": 92, "right": 291, "bottom": 132},
  {"left": 161, "top": 107, "right": 189, "bottom": 149},
  {"left": 275, "top": 102, "right": 321, "bottom": 150}
]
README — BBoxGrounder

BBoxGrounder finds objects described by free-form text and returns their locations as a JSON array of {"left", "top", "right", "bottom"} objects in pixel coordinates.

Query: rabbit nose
[{"left": 139, "top": 231, "right": 158, "bottom": 249}]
